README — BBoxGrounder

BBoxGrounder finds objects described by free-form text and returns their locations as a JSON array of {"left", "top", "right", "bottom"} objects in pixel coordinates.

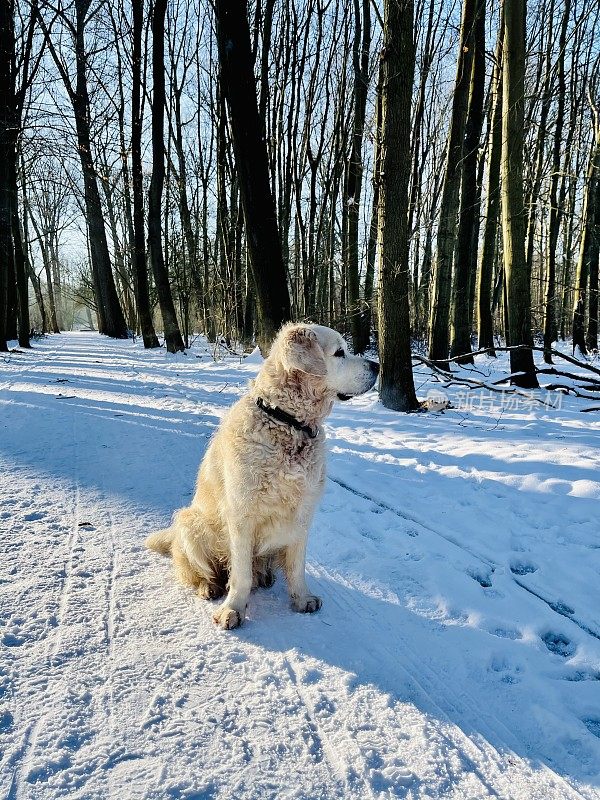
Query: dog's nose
[{"left": 368, "top": 360, "right": 379, "bottom": 376}]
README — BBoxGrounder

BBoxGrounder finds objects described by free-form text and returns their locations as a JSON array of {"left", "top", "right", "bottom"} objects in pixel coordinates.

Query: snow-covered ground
[{"left": 1, "top": 331, "right": 600, "bottom": 800}]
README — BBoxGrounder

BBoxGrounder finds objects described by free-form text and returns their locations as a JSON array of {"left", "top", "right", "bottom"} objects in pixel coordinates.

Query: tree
[
  {"left": 501, "top": 0, "right": 539, "bottom": 387},
  {"left": 543, "top": 0, "right": 571, "bottom": 362},
  {"left": 477, "top": 12, "right": 504, "bottom": 354},
  {"left": 214, "top": 0, "right": 290, "bottom": 353},
  {"left": 573, "top": 94, "right": 600, "bottom": 355},
  {"left": 346, "top": 0, "right": 371, "bottom": 354},
  {"left": 39, "top": 0, "right": 128, "bottom": 339},
  {"left": 131, "top": 0, "right": 159, "bottom": 348},
  {"left": 0, "top": 0, "right": 11, "bottom": 351},
  {"left": 449, "top": 0, "right": 485, "bottom": 363},
  {"left": 428, "top": 0, "right": 477, "bottom": 369},
  {"left": 377, "top": 0, "right": 419, "bottom": 412},
  {"left": 147, "top": 0, "right": 185, "bottom": 353}
]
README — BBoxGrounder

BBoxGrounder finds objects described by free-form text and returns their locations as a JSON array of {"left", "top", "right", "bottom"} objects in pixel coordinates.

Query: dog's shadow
[{"left": 228, "top": 570, "right": 599, "bottom": 792}]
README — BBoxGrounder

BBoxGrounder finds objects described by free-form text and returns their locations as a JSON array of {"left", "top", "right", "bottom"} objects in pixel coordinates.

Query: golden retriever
[{"left": 146, "top": 323, "right": 379, "bottom": 629}]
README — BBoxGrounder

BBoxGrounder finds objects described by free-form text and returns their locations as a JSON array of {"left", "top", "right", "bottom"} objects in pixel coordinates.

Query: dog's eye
[{"left": 334, "top": 348, "right": 345, "bottom": 358}]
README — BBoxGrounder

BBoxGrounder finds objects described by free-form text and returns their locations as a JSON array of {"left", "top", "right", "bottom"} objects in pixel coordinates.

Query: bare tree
[
  {"left": 477, "top": 11, "right": 504, "bottom": 355},
  {"left": 345, "top": 0, "right": 371, "bottom": 354},
  {"left": 131, "top": 0, "right": 159, "bottom": 348},
  {"left": 377, "top": 0, "right": 418, "bottom": 412},
  {"left": 501, "top": 0, "right": 538, "bottom": 387},
  {"left": 428, "top": 0, "right": 477, "bottom": 369},
  {"left": 572, "top": 91, "right": 600, "bottom": 355},
  {"left": 38, "top": 0, "right": 128, "bottom": 338},
  {"left": 214, "top": 0, "right": 290, "bottom": 352}
]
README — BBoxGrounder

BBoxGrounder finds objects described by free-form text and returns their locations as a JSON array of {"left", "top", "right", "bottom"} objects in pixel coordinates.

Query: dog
[{"left": 146, "top": 323, "right": 379, "bottom": 629}]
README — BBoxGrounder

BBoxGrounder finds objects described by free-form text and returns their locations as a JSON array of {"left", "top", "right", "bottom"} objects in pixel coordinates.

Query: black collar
[{"left": 256, "top": 397, "right": 319, "bottom": 439}]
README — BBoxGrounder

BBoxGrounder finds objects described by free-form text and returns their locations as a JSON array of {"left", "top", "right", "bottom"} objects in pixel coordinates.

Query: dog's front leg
[
  {"left": 213, "top": 520, "right": 252, "bottom": 630},
  {"left": 284, "top": 535, "right": 322, "bottom": 614}
]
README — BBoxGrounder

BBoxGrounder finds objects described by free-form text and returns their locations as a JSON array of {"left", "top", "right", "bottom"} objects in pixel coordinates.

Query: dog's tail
[{"left": 145, "top": 528, "right": 175, "bottom": 556}]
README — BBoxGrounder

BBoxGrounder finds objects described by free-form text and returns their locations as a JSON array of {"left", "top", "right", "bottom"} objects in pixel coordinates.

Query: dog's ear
[{"left": 279, "top": 326, "right": 327, "bottom": 377}]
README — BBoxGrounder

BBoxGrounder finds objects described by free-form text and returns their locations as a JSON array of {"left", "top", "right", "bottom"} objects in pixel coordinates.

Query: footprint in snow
[
  {"left": 314, "top": 696, "right": 336, "bottom": 717},
  {"left": 488, "top": 626, "right": 522, "bottom": 640},
  {"left": 541, "top": 630, "right": 575, "bottom": 658},
  {"left": 301, "top": 668, "right": 323, "bottom": 685},
  {"left": 510, "top": 559, "right": 538, "bottom": 575},
  {"left": 369, "top": 763, "right": 415, "bottom": 792},
  {"left": 489, "top": 654, "right": 523, "bottom": 683},
  {"left": 466, "top": 566, "right": 493, "bottom": 588},
  {"left": 583, "top": 718, "right": 600, "bottom": 739},
  {"left": 2, "top": 632, "right": 26, "bottom": 647},
  {"left": 559, "top": 669, "right": 600, "bottom": 682},
  {"left": 0, "top": 711, "right": 13, "bottom": 732},
  {"left": 23, "top": 511, "right": 45, "bottom": 522}
]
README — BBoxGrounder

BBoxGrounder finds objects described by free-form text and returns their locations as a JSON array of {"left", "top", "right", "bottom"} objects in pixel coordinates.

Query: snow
[{"left": 1, "top": 331, "right": 600, "bottom": 799}]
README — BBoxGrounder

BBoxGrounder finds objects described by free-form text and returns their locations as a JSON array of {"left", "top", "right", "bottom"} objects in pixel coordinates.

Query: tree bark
[
  {"left": 148, "top": 0, "right": 184, "bottom": 353},
  {"left": 450, "top": 0, "right": 485, "bottom": 363},
  {"left": 586, "top": 175, "right": 600, "bottom": 352},
  {"left": 501, "top": 0, "right": 539, "bottom": 387},
  {"left": 73, "top": 1, "right": 127, "bottom": 337},
  {"left": 428, "top": 0, "right": 476, "bottom": 368},
  {"left": 377, "top": 0, "right": 419, "bottom": 412},
  {"left": 0, "top": 0, "right": 13, "bottom": 350},
  {"left": 543, "top": 0, "right": 570, "bottom": 362},
  {"left": 573, "top": 100, "right": 600, "bottom": 355},
  {"left": 477, "top": 12, "right": 504, "bottom": 354},
  {"left": 346, "top": 0, "right": 371, "bottom": 354},
  {"left": 214, "top": 0, "right": 291, "bottom": 353},
  {"left": 131, "top": 0, "right": 159, "bottom": 348}
]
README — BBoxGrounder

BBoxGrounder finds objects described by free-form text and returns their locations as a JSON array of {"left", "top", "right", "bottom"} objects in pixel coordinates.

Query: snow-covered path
[{"left": 1, "top": 332, "right": 600, "bottom": 799}]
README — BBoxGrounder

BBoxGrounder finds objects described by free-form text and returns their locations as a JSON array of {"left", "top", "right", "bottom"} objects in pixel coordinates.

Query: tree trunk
[
  {"left": 573, "top": 102, "right": 600, "bottom": 355},
  {"left": 586, "top": 176, "right": 600, "bottom": 352},
  {"left": 346, "top": 0, "right": 371, "bottom": 354},
  {"left": 377, "top": 0, "right": 419, "bottom": 412},
  {"left": 147, "top": 0, "right": 184, "bottom": 353},
  {"left": 543, "top": 0, "right": 570, "bottom": 362},
  {"left": 131, "top": 0, "right": 159, "bottom": 348},
  {"left": 428, "top": 0, "right": 476, "bottom": 368},
  {"left": 450, "top": 0, "right": 485, "bottom": 363},
  {"left": 477, "top": 12, "right": 504, "bottom": 354},
  {"left": 0, "top": 0, "right": 13, "bottom": 351},
  {"left": 70, "top": 0, "right": 127, "bottom": 338},
  {"left": 501, "top": 0, "right": 538, "bottom": 387},
  {"left": 214, "top": 0, "right": 291, "bottom": 353}
]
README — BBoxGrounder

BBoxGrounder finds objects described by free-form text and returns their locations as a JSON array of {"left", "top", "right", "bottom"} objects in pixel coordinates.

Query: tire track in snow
[
  {"left": 280, "top": 654, "right": 367, "bottom": 796},
  {"left": 47, "top": 391, "right": 80, "bottom": 666},
  {"left": 105, "top": 511, "right": 119, "bottom": 657},
  {"left": 47, "top": 497, "right": 80, "bottom": 665},
  {"left": 3, "top": 719, "right": 40, "bottom": 800}
]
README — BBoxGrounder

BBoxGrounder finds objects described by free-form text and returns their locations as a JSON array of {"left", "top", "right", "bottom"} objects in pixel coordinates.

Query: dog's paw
[
  {"left": 292, "top": 595, "right": 322, "bottom": 614},
  {"left": 213, "top": 606, "right": 244, "bottom": 630}
]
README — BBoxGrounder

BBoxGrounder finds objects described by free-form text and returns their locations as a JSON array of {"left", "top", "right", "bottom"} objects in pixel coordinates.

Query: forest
[
  {"left": 3, "top": 2, "right": 600, "bottom": 793},
  {"left": 0, "top": 0, "right": 599, "bottom": 411}
]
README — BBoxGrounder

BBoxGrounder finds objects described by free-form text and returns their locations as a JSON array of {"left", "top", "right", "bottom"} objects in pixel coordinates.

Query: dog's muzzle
[{"left": 337, "top": 360, "right": 379, "bottom": 401}]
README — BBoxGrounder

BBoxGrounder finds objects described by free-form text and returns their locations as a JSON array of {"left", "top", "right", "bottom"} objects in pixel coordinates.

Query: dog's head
[{"left": 269, "top": 323, "right": 379, "bottom": 401}]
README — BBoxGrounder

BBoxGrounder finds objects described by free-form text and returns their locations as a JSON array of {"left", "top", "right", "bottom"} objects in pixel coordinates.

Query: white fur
[{"left": 146, "top": 323, "right": 378, "bottom": 629}]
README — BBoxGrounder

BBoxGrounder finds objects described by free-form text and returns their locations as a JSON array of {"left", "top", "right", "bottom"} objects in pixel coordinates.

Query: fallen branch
[
  {"left": 413, "top": 344, "right": 600, "bottom": 378},
  {"left": 412, "top": 355, "right": 556, "bottom": 407},
  {"left": 536, "top": 367, "right": 600, "bottom": 387},
  {"left": 543, "top": 384, "right": 600, "bottom": 401}
]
